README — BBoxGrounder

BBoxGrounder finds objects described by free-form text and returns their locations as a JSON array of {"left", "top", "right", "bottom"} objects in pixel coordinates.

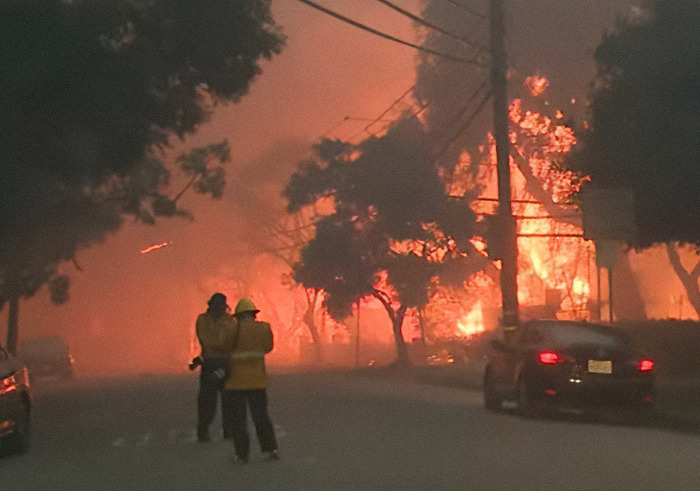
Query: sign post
[{"left": 581, "top": 187, "right": 636, "bottom": 322}]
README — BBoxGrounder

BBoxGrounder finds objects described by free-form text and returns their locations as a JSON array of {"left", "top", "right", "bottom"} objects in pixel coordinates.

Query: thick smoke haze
[
  {"left": 2, "top": 1, "right": 693, "bottom": 377},
  {"left": 1, "top": 1, "right": 422, "bottom": 375}
]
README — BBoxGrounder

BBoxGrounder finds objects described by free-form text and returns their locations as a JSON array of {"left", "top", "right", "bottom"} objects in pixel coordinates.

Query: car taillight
[
  {"left": 537, "top": 350, "right": 563, "bottom": 364},
  {"left": 637, "top": 358, "right": 654, "bottom": 372},
  {"left": 0, "top": 372, "right": 18, "bottom": 395}
]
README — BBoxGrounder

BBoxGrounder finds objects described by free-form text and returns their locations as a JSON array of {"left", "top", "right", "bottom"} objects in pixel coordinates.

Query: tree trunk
[
  {"left": 417, "top": 307, "right": 425, "bottom": 342},
  {"left": 303, "top": 289, "right": 322, "bottom": 363},
  {"left": 6, "top": 296, "right": 19, "bottom": 355},
  {"left": 666, "top": 243, "right": 700, "bottom": 318},
  {"left": 392, "top": 305, "right": 409, "bottom": 366},
  {"left": 372, "top": 291, "right": 410, "bottom": 366}
]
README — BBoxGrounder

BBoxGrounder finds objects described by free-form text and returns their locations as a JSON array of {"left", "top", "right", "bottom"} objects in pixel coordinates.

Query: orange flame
[
  {"left": 456, "top": 301, "right": 485, "bottom": 337},
  {"left": 524, "top": 75, "right": 549, "bottom": 96}
]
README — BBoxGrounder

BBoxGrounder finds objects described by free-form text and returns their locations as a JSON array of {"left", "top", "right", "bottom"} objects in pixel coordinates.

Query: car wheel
[
  {"left": 483, "top": 370, "right": 502, "bottom": 411},
  {"left": 516, "top": 377, "right": 539, "bottom": 418},
  {"left": 4, "top": 403, "right": 30, "bottom": 455}
]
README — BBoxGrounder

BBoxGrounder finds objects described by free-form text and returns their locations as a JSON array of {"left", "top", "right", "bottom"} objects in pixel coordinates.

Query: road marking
[
  {"left": 111, "top": 437, "right": 126, "bottom": 447},
  {"left": 182, "top": 428, "right": 198, "bottom": 443},
  {"left": 135, "top": 433, "right": 152, "bottom": 446},
  {"left": 111, "top": 425, "right": 284, "bottom": 448}
]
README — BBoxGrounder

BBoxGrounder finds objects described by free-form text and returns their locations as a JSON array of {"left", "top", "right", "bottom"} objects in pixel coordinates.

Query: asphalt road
[{"left": 1, "top": 369, "right": 699, "bottom": 490}]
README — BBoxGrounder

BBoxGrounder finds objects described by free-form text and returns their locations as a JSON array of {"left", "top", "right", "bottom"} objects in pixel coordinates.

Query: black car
[
  {"left": 18, "top": 336, "right": 74, "bottom": 381},
  {"left": 0, "top": 345, "right": 31, "bottom": 455},
  {"left": 483, "top": 320, "right": 654, "bottom": 420}
]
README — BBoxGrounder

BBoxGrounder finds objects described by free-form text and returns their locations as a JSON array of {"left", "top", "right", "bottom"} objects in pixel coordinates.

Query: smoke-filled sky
[{"left": 8, "top": 0, "right": 690, "bottom": 376}]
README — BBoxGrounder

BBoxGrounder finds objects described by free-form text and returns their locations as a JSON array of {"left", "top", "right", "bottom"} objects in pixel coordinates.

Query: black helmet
[{"left": 207, "top": 293, "right": 229, "bottom": 309}]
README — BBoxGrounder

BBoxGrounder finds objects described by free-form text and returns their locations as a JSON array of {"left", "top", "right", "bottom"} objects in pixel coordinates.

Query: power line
[
  {"left": 376, "top": 0, "right": 489, "bottom": 52},
  {"left": 322, "top": 116, "right": 394, "bottom": 139},
  {"left": 438, "top": 0, "right": 487, "bottom": 20},
  {"left": 348, "top": 84, "right": 417, "bottom": 141},
  {"left": 320, "top": 118, "right": 351, "bottom": 139},
  {"left": 430, "top": 79, "right": 492, "bottom": 163},
  {"left": 295, "top": 0, "right": 487, "bottom": 67}
]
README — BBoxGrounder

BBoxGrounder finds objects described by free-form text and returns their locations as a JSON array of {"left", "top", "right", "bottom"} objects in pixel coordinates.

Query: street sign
[
  {"left": 594, "top": 239, "right": 621, "bottom": 269},
  {"left": 581, "top": 187, "right": 636, "bottom": 242}
]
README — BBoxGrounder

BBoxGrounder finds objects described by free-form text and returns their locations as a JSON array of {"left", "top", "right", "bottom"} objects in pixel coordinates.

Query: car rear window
[{"left": 539, "top": 324, "right": 628, "bottom": 349}]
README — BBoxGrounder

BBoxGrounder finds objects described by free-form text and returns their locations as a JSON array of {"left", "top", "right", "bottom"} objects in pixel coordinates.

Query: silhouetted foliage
[
  {"left": 286, "top": 118, "right": 479, "bottom": 360},
  {"left": 294, "top": 215, "right": 386, "bottom": 320},
  {"left": 0, "top": 0, "right": 285, "bottom": 351},
  {"left": 384, "top": 254, "right": 442, "bottom": 308},
  {"left": 284, "top": 139, "right": 351, "bottom": 213},
  {"left": 568, "top": 0, "right": 700, "bottom": 249}
]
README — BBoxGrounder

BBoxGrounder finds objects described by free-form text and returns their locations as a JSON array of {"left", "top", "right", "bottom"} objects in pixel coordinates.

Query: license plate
[{"left": 588, "top": 360, "right": 612, "bottom": 374}]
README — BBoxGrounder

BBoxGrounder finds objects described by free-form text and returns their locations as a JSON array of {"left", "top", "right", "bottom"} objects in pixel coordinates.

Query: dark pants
[
  {"left": 223, "top": 389, "right": 277, "bottom": 459},
  {"left": 197, "top": 357, "right": 230, "bottom": 439}
]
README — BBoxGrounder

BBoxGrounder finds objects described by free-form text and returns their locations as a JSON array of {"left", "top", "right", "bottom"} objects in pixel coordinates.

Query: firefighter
[
  {"left": 195, "top": 292, "right": 236, "bottom": 443},
  {"left": 223, "top": 297, "right": 279, "bottom": 463}
]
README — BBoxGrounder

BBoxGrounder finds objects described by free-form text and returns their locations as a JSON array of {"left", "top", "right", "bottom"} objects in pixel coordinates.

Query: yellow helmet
[{"left": 234, "top": 297, "right": 259, "bottom": 315}]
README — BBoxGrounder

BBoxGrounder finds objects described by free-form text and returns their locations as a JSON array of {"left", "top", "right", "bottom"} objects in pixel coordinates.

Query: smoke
[
  {"left": 3, "top": 0, "right": 693, "bottom": 378},
  {"left": 0, "top": 1, "right": 421, "bottom": 376},
  {"left": 415, "top": 0, "right": 643, "bottom": 154}
]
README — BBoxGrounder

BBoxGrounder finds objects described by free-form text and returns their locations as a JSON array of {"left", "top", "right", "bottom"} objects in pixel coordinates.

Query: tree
[
  {"left": 567, "top": 0, "right": 700, "bottom": 316},
  {"left": 0, "top": 0, "right": 285, "bottom": 353},
  {"left": 285, "top": 118, "right": 479, "bottom": 365},
  {"left": 266, "top": 209, "right": 328, "bottom": 363}
]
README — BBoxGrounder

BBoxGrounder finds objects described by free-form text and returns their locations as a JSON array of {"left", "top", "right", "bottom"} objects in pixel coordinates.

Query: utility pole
[{"left": 489, "top": 0, "right": 519, "bottom": 336}]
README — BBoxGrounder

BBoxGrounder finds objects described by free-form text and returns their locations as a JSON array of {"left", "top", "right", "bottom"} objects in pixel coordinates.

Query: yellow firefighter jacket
[
  {"left": 225, "top": 318, "right": 273, "bottom": 390},
  {"left": 195, "top": 313, "right": 236, "bottom": 358}
]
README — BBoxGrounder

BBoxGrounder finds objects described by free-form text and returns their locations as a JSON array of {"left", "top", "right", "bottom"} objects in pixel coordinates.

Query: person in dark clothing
[
  {"left": 195, "top": 292, "right": 236, "bottom": 443},
  {"left": 223, "top": 297, "right": 278, "bottom": 463}
]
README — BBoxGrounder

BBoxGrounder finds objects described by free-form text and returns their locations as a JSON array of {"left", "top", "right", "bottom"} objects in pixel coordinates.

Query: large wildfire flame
[{"left": 416, "top": 78, "right": 592, "bottom": 347}]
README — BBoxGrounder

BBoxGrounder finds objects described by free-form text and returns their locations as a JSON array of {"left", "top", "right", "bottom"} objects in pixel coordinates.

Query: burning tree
[
  {"left": 567, "top": 0, "right": 700, "bottom": 317},
  {"left": 406, "top": 0, "right": 610, "bottom": 333},
  {"left": 284, "top": 90, "right": 598, "bottom": 365},
  {"left": 477, "top": 98, "right": 593, "bottom": 319},
  {"left": 283, "top": 71, "right": 611, "bottom": 364},
  {"left": 285, "top": 119, "right": 480, "bottom": 365},
  {"left": 0, "top": 0, "right": 285, "bottom": 353}
]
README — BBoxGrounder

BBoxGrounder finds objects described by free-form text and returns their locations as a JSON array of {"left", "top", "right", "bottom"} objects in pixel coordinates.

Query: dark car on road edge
[
  {"left": 0, "top": 345, "right": 31, "bottom": 455},
  {"left": 18, "top": 336, "right": 74, "bottom": 381},
  {"left": 483, "top": 320, "right": 654, "bottom": 420}
]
